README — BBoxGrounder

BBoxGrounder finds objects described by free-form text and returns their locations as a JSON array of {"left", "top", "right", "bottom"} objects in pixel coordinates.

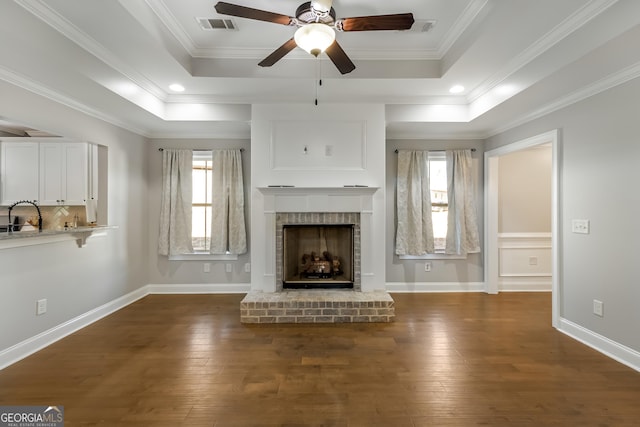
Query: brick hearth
[{"left": 240, "top": 290, "right": 394, "bottom": 324}]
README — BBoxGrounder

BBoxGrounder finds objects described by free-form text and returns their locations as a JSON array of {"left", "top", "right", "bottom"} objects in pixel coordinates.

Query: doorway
[{"left": 484, "top": 130, "right": 560, "bottom": 327}]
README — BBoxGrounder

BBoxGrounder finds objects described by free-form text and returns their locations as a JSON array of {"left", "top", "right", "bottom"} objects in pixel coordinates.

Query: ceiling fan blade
[
  {"left": 338, "top": 13, "right": 414, "bottom": 31},
  {"left": 325, "top": 41, "right": 356, "bottom": 75},
  {"left": 214, "top": 2, "right": 294, "bottom": 26},
  {"left": 258, "top": 38, "right": 298, "bottom": 67}
]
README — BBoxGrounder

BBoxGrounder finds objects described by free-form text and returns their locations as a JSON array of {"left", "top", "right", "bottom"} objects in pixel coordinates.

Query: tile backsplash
[{"left": 0, "top": 205, "right": 88, "bottom": 230}]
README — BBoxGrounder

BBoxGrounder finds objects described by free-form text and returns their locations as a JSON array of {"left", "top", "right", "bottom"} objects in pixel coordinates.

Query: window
[
  {"left": 396, "top": 149, "right": 479, "bottom": 260},
  {"left": 428, "top": 152, "right": 448, "bottom": 253},
  {"left": 168, "top": 150, "right": 237, "bottom": 260},
  {"left": 192, "top": 151, "right": 212, "bottom": 252}
]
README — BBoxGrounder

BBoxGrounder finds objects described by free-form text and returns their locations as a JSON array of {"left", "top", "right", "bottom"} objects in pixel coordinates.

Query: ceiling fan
[{"left": 214, "top": 0, "right": 415, "bottom": 74}]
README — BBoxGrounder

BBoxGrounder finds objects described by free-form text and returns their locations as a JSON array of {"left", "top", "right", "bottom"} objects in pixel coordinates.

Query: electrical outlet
[
  {"left": 203, "top": 263, "right": 210, "bottom": 273},
  {"left": 244, "top": 263, "right": 251, "bottom": 273},
  {"left": 572, "top": 219, "right": 590, "bottom": 234},
  {"left": 36, "top": 299, "right": 47, "bottom": 316},
  {"left": 325, "top": 145, "right": 333, "bottom": 156},
  {"left": 424, "top": 262, "right": 431, "bottom": 272},
  {"left": 225, "top": 263, "right": 232, "bottom": 273},
  {"left": 529, "top": 256, "right": 538, "bottom": 266},
  {"left": 593, "top": 299, "right": 604, "bottom": 317}
]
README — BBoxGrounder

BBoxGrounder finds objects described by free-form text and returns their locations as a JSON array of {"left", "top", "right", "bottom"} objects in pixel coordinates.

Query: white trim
[
  {"left": 0, "top": 286, "right": 148, "bottom": 370},
  {"left": 498, "top": 233, "right": 552, "bottom": 278},
  {"left": 489, "top": 61, "right": 640, "bottom": 138},
  {"left": 398, "top": 254, "right": 467, "bottom": 260},
  {"left": 467, "top": 0, "right": 619, "bottom": 104},
  {"left": 559, "top": 318, "right": 640, "bottom": 373},
  {"left": 15, "top": 0, "right": 166, "bottom": 100},
  {"left": 386, "top": 282, "right": 485, "bottom": 293},
  {"left": 0, "top": 64, "right": 148, "bottom": 138},
  {"left": 499, "top": 278, "right": 552, "bottom": 292},
  {"left": 168, "top": 253, "right": 238, "bottom": 261},
  {"left": 0, "top": 283, "right": 251, "bottom": 370},
  {"left": 147, "top": 283, "right": 250, "bottom": 294},
  {"left": 498, "top": 232, "right": 552, "bottom": 240},
  {"left": 484, "top": 129, "right": 560, "bottom": 327}
]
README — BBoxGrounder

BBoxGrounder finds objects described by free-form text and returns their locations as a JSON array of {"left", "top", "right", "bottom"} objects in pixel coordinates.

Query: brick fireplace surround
[
  {"left": 242, "top": 187, "right": 394, "bottom": 324},
  {"left": 240, "top": 290, "right": 394, "bottom": 323}
]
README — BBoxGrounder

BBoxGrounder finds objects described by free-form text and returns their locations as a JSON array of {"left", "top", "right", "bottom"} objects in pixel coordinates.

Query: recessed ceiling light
[
  {"left": 169, "top": 83, "right": 185, "bottom": 92},
  {"left": 449, "top": 85, "right": 465, "bottom": 94}
]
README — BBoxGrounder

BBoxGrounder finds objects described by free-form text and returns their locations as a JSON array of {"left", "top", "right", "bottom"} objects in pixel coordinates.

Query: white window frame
[
  {"left": 398, "top": 151, "right": 467, "bottom": 260},
  {"left": 169, "top": 150, "right": 237, "bottom": 261}
]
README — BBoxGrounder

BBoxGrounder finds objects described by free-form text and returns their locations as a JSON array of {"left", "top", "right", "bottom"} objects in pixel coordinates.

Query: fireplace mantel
[
  {"left": 258, "top": 186, "right": 379, "bottom": 196},
  {"left": 257, "top": 186, "right": 378, "bottom": 214}
]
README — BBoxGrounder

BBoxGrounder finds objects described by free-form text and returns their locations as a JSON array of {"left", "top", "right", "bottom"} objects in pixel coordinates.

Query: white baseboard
[
  {"left": 0, "top": 283, "right": 251, "bottom": 370},
  {"left": 147, "top": 283, "right": 251, "bottom": 294},
  {"left": 559, "top": 318, "right": 640, "bottom": 372},
  {"left": 386, "top": 282, "right": 485, "bottom": 293},
  {"left": 0, "top": 286, "right": 148, "bottom": 370},
  {"left": 7, "top": 284, "right": 637, "bottom": 375},
  {"left": 499, "top": 278, "right": 552, "bottom": 292}
]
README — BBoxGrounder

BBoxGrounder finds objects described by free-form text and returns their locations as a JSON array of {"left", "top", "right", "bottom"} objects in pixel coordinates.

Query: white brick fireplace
[
  {"left": 255, "top": 186, "right": 378, "bottom": 293},
  {"left": 249, "top": 103, "right": 387, "bottom": 295},
  {"left": 244, "top": 104, "right": 392, "bottom": 323}
]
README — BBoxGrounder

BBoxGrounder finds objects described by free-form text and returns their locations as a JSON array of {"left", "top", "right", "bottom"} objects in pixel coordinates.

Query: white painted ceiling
[{"left": 1, "top": 0, "right": 639, "bottom": 139}]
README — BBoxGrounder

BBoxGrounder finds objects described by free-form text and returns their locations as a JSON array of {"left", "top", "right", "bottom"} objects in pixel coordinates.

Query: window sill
[
  {"left": 169, "top": 252, "right": 238, "bottom": 261},
  {"left": 398, "top": 254, "right": 468, "bottom": 260}
]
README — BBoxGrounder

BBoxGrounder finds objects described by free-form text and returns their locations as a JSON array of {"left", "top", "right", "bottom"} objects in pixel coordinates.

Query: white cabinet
[
  {"left": 1, "top": 142, "right": 39, "bottom": 205},
  {"left": 39, "top": 142, "right": 88, "bottom": 206}
]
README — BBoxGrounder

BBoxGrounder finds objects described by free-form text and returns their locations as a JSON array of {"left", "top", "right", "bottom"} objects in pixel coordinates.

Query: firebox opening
[{"left": 283, "top": 224, "right": 354, "bottom": 289}]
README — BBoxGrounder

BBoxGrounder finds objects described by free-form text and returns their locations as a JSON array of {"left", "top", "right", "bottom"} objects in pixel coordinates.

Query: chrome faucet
[{"left": 8, "top": 200, "right": 43, "bottom": 232}]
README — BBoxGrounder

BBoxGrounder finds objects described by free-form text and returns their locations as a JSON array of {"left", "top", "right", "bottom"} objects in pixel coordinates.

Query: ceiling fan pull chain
[{"left": 315, "top": 56, "right": 321, "bottom": 105}]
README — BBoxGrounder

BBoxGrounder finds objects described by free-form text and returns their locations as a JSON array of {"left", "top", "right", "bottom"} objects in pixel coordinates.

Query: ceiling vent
[
  {"left": 197, "top": 17, "right": 237, "bottom": 30},
  {"left": 408, "top": 19, "right": 436, "bottom": 33}
]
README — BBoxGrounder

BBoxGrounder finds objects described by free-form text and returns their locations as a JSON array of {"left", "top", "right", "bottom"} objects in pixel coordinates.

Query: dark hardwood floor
[{"left": 1, "top": 292, "right": 639, "bottom": 426}]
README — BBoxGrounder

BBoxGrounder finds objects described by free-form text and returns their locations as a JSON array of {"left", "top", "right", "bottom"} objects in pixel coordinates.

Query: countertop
[{"left": 0, "top": 225, "right": 115, "bottom": 249}]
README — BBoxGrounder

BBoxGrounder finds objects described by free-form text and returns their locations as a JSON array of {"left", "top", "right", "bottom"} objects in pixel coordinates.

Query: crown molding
[
  {"left": 0, "top": 64, "right": 150, "bottom": 138},
  {"left": 144, "top": 0, "right": 198, "bottom": 54},
  {"left": 15, "top": 0, "right": 167, "bottom": 101},
  {"left": 437, "top": 0, "right": 489, "bottom": 57},
  {"left": 467, "top": 0, "right": 619, "bottom": 104},
  {"left": 487, "top": 60, "right": 640, "bottom": 138}
]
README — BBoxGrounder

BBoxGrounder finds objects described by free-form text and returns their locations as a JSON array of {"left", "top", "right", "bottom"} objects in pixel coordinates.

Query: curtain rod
[
  {"left": 158, "top": 148, "right": 244, "bottom": 152},
  {"left": 394, "top": 148, "right": 476, "bottom": 153}
]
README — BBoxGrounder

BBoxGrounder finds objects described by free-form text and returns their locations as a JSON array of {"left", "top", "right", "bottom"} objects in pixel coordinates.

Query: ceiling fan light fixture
[{"left": 295, "top": 23, "right": 335, "bottom": 57}]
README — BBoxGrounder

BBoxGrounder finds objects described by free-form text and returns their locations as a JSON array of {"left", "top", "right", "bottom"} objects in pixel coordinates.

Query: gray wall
[
  {"left": 386, "top": 139, "right": 484, "bottom": 284},
  {"left": 146, "top": 138, "right": 251, "bottom": 286},
  {"left": 485, "top": 77, "right": 640, "bottom": 353},
  {"left": 499, "top": 146, "right": 552, "bottom": 233},
  {"left": 0, "top": 80, "right": 148, "bottom": 353}
]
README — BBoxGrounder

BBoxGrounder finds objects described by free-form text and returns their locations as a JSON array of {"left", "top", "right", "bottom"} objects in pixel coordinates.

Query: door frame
[{"left": 484, "top": 129, "right": 560, "bottom": 328}]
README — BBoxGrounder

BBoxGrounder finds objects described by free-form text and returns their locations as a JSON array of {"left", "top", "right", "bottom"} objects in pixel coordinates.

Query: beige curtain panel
[
  {"left": 445, "top": 149, "right": 480, "bottom": 255},
  {"left": 158, "top": 149, "right": 193, "bottom": 256},
  {"left": 395, "top": 150, "right": 434, "bottom": 255},
  {"left": 210, "top": 149, "right": 247, "bottom": 255}
]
